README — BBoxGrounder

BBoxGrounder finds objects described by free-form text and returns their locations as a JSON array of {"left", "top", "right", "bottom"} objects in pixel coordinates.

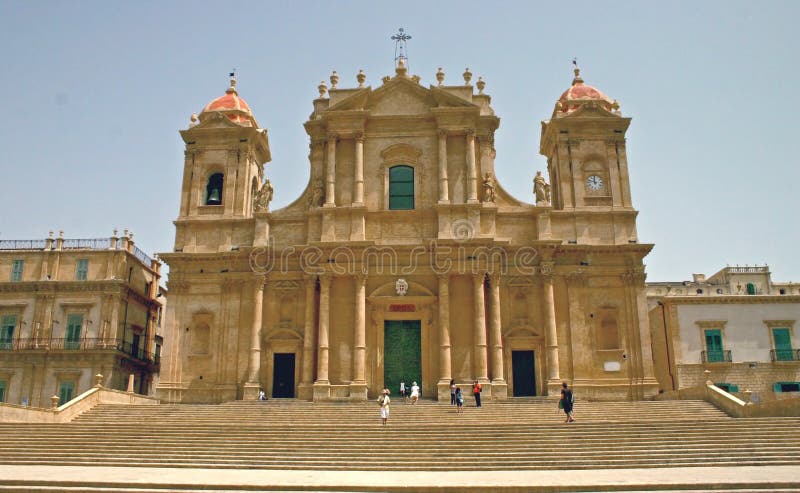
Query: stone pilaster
[
  {"left": 541, "top": 262, "right": 560, "bottom": 392},
  {"left": 353, "top": 133, "right": 364, "bottom": 206},
  {"left": 298, "top": 275, "right": 317, "bottom": 400},
  {"left": 437, "top": 274, "right": 452, "bottom": 401},
  {"left": 488, "top": 273, "right": 507, "bottom": 398},
  {"left": 243, "top": 276, "right": 265, "bottom": 400},
  {"left": 438, "top": 129, "right": 449, "bottom": 203},
  {"left": 466, "top": 129, "right": 478, "bottom": 203},
  {"left": 350, "top": 274, "right": 367, "bottom": 399},
  {"left": 324, "top": 134, "right": 337, "bottom": 207},
  {"left": 472, "top": 273, "right": 488, "bottom": 381},
  {"left": 314, "top": 274, "right": 331, "bottom": 400}
]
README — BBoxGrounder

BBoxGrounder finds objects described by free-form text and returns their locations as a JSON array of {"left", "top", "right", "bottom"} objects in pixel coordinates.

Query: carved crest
[{"left": 395, "top": 278, "right": 409, "bottom": 296}]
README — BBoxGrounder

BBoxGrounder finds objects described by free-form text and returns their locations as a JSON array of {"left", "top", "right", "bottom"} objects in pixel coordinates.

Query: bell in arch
[{"left": 207, "top": 187, "right": 221, "bottom": 205}]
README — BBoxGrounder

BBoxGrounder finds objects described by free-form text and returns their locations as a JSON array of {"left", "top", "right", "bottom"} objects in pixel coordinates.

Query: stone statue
[
  {"left": 533, "top": 171, "right": 551, "bottom": 205},
  {"left": 482, "top": 172, "right": 496, "bottom": 203},
  {"left": 307, "top": 179, "right": 324, "bottom": 209},
  {"left": 253, "top": 179, "right": 274, "bottom": 212}
]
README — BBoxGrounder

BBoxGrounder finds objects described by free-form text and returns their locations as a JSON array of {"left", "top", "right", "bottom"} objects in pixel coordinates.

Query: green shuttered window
[
  {"left": 389, "top": 165, "right": 414, "bottom": 210},
  {"left": 76, "top": 259, "right": 88, "bottom": 281},
  {"left": 11, "top": 260, "right": 23, "bottom": 282}
]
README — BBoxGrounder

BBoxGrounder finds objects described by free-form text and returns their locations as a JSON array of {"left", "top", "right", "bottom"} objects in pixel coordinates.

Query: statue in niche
[
  {"left": 482, "top": 172, "right": 496, "bottom": 203},
  {"left": 533, "top": 170, "right": 551, "bottom": 205},
  {"left": 253, "top": 179, "right": 274, "bottom": 212},
  {"left": 307, "top": 179, "right": 324, "bottom": 209}
]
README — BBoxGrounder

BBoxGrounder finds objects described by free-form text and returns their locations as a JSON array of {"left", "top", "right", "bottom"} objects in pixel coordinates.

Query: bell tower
[
  {"left": 539, "top": 66, "right": 638, "bottom": 244},
  {"left": 174, "top": 75, "right": 271, "bottom": 253}
]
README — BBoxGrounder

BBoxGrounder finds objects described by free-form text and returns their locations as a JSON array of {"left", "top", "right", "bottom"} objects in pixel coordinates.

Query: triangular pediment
[{"left": 367, "top": 78, "right": 437, "bottom": 116}]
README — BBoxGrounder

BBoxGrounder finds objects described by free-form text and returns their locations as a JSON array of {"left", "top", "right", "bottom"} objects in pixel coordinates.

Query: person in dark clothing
[
  {"left": 449, "top": 379, "right": 456, "bottom": 406},
  {"left": 560, "top": 381, "right": 575, "bottom": 423}
]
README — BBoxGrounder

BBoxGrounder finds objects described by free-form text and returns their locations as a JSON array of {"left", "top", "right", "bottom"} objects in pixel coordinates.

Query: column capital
[
  {"left": 487, "top": 272, "right": 502, "bottom": 285},
  {"left": 354, "top": 132, "right": 364, "bottom": 142},
  {"left": 253, "top": 275, "right": 267, "bottom": 291},
  {"left": 471, "top": 272, "right": 487, "bottom": 285},
  {"left": 353, "top": 273, "right": 367, "bottom": 286},
  {"left": 621, "top": 268, "right": 647, "bottom": 285},
  {"left": 464, "top": 128, "right": 475, "bottom": 137},
  {"left": 327, "top": 133, "right": 339, "bottom": 142},
  {"left": 438, "top": 128, "right": 448, "bottom": 138},
  {"left": 539, "top": 261, "right": 555, "bottom": 278}
]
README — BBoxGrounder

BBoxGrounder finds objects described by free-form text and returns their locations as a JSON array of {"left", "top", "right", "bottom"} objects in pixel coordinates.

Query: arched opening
[
  {"left": 205, "top": 173, "right": 224, "bottom": 205},
  {"left": 388, "top": 165, "right": 414, "bottom": 210}
]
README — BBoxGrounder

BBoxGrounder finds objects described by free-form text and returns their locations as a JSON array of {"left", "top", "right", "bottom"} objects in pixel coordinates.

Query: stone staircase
[{"left": 0, "top": 399, "right": 799, "bottom": 491}]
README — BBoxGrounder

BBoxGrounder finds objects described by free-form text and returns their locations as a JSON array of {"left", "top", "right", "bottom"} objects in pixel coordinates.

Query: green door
[
  {"left": 65, "top": 314, "right": 82, "bottom": 349},
  {"left": 58, "top": 382, "right": 74, "bottom": 405},
  {"left": 384, "top": 320, "right": 421, "bottom": 396},
  {"left": 773, "top": 328, "right": 793, "bottom": 361},
  {"left": 705, "top": 329, "right": 724, "bottom": 362}
]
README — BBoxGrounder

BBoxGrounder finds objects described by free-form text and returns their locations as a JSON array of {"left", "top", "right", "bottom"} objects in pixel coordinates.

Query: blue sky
[{"left": 0, "top": 1, "right": 797, "bottom": 282}]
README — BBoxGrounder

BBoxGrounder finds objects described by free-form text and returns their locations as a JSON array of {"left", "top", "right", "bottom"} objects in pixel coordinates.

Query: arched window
[
  {"left": 389, "top": 165, "right": 414, "bottom": 210},
  {"left": 205, "top": 173, "right": 224, "bottom": 205}
]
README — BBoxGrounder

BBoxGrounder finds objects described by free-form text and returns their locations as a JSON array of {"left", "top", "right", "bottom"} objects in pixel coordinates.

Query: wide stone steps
[{"left": 0, "top": 399, "right": 798, "bottom": 473}]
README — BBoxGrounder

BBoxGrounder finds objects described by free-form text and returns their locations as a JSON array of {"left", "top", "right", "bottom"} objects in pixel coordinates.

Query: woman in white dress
[{"left": 410, "top": 381, "right": 420, "bottom": 404}]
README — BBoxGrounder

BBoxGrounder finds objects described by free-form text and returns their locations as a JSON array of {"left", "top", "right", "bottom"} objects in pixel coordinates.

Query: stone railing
[
  {"left": 0, "top": 374, "right": 159, "bottom": 423},
  {"left": 656, "top": 382, "right": 800, "bottom": 418}
]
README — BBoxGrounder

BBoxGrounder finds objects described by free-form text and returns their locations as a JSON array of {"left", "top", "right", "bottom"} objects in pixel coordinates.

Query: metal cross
[{"left": 391, "top": 27, "right": 412, "bottom": 66}]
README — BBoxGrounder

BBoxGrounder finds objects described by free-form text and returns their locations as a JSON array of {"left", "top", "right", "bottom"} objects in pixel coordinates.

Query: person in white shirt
[
  {"left": 378, "top": 388, "right": 391, "bottom": 425},
  {"left": 410, "top": 381, "right": 420, "bottom": 404}
]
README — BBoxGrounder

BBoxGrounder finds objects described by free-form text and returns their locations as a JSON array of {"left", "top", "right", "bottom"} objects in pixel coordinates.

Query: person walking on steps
[
  {"left": 378, "top": 388, "right": 391, "bottom": 425},
  {"left": 560, "top": 382, "right": 575, "bottom": 423},
  {"left": 410, "top": 381, "right": 420, "bottom": 404},
  {"left": 449, "top": 379, "right": 456, "bottom": 406},
  {"left": 472, "top": 380, "right": 482, "bottom": 407},
  {"left": 455, "top": 386, "right": 464, "bottom": 413},
  {"left": 399, "top": 380, "right": 407, "bottom": 403}
]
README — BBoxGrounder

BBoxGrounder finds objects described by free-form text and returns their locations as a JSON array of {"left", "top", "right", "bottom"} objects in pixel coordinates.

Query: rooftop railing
[
  {"left": 0, "top": 240, "right": 47, "bottom": 250},
  {"left": 0, "top": 234, "right": 158, "bottom": 270},
  {"left": 131, "top": 244, "right": 153, "bottom": 267},
  {"left": 62, "top": 238, "right": 112, "bottom": 250}
]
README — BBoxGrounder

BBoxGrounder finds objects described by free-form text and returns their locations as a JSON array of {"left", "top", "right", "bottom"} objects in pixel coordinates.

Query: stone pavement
[{"left": 0, "top": 465, "right": 798, "bottom": 492}]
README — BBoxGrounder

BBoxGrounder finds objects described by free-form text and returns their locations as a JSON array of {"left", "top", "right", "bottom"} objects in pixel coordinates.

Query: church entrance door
[
  {"left": 272, "top": 353, "right": 295, "bottom": 398},
  {"left": 383, "top": 320, "right": 421, "bottom": 396},
  {"left": 512, "top": 350, "right": 536, "bottom": 396}
]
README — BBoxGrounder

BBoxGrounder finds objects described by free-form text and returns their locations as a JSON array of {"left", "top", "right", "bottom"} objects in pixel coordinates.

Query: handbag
[{"left": 558, "top": 399, "right": 564, "bottom": 409}]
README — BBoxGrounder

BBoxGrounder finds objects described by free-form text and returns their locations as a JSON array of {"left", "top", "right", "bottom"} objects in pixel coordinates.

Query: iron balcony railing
[
  {"left": 62, "top": 238, "right": 112, "bottom": 250},
  {"left": 0, "top": 239, "right": 47, "bottom": 250},
  {"left": 702, "top": 349, "right": 732, "bottom": 363},
  {"left": 131, "top": 244, "right": 153, "bottom": 267},
  {"left": 770, "top": 349, "right": 800, "bottom": 362},
  {"left": 0, "top": 337, "right": 159, "bottom": 365}
]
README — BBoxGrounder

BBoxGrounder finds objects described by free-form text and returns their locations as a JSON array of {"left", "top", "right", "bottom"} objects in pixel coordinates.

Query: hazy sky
[{"left": 0, "top": 1, "right": 797, "bottom": 283}]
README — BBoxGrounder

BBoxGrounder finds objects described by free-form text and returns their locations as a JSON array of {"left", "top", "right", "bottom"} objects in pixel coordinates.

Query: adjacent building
[
  {"left": 648, "top": 265, "right": 800, "bottom": 400},
  {"left": 0, "top": 231, "right": 164, "bottom": 406},
  {"left": 157, "top": 61, "right": 659, "bottom": 403}
]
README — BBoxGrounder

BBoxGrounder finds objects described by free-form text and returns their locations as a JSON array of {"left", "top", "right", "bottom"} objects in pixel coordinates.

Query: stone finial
[
  {"left": 476, "top": 76, "right": 485, "bottom": 94},
  {"left": 411, "top": 75, "right": 421, "bottom": 84},
  {"left": 703, "top": 369, "right": 712, "bottom": 385},
  {"left": 357, "top": 69, "right": 366, "bottom": 87},
  {"left": 572, "top": 66, "right": 583, "bottom": 85},
  {"left": 227, "top": 74, "right": 238, "bottom": 94},
  {"left": 330, "top": 70, "right": 339, "bottom": 89},
  {"left": 436, "top": 67, "right": 445, "bottom": 86},
  {"left": 463, "top": 67, "right": 472, "bottom": 85},
  {"left": 189, "top": 112, "right": 198, "bottom": 127},
  {"left": 58, "top": 230, "right": 64, "bottom": 238},
  {"left": 51, "top": 395, "right": 59, "bottom": 409},
  {"left": 396, "top": 57, "right": 408, "bottom": 77},
  {"left": 112, "top": 228, "right": 118, "bottom": 237},
  {"left": 48, "top": 230, "right": 54, "bottom": 238},
  {"left": 318, "top": 80, "right": 328, "bottom": 98},
  {"left": 94, "top": 373, "right": 103, "bottom": 387}
]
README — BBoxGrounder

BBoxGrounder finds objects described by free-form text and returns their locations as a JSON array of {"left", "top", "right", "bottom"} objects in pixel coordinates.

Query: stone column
[
  {"left": 300, "top": 275, "right": 317, "bottom": 387},
  {"left": 243, "top": 276, "right": 265, "bottom": 400},
  {"left": 438, "top": 129, "right": 449, "bottom": 203},
  {"left": 314, "top": 275, "right": 331, "bottom": 399},
  {"left": 488, "top": 274, "right": 506, "bottom": 397},
  {"left": 465, "top": 129, "right": 478, "bottom": 203},
  {"left": 350, "top": 274, "right": 367, "bottom": 399},
  {"left": 437, "top": 274, "right": 452, "bottom": 401},
  {"left": 325, "top": 134, "right": 337, "bottom": 207},
  {"left": 472, "top": 273, "right": 488, "bottom": 381},
  {"left": 541, "top": 262, "right": 560, "bottom": 388},
  {"left": 353, "top": 133, "right": 364, "bottom": 205}
]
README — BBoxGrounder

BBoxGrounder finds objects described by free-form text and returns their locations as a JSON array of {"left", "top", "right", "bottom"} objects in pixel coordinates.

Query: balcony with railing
[
  {"left": 770, "top": 349, "right": 800, "bottom": 362},
  {"left": 702, "top": 349, "right": 733, "bottom": 363},
  {"left": 0, "top": 337, "right": 159, "bottom": 367},
  {"left": 0, "top": 239, "right": 47, "bottom": 250}
]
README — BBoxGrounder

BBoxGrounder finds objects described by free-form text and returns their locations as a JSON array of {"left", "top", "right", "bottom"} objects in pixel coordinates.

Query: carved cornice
[
  {"left": 695, "top": 320, "right": 727, "bottom": 329},
  {"left": 763, "top": 320, "right": 796, "bottom": 328}
]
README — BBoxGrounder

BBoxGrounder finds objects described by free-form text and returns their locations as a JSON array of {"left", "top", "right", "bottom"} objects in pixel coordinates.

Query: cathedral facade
[{"left": 156, "top": 60, "right": 659, "bottom": 403}]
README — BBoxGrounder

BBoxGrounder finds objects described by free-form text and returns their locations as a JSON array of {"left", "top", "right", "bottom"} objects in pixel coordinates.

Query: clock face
[{"left": 586, "top": 175, "right": 604, "bottom": 191}]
